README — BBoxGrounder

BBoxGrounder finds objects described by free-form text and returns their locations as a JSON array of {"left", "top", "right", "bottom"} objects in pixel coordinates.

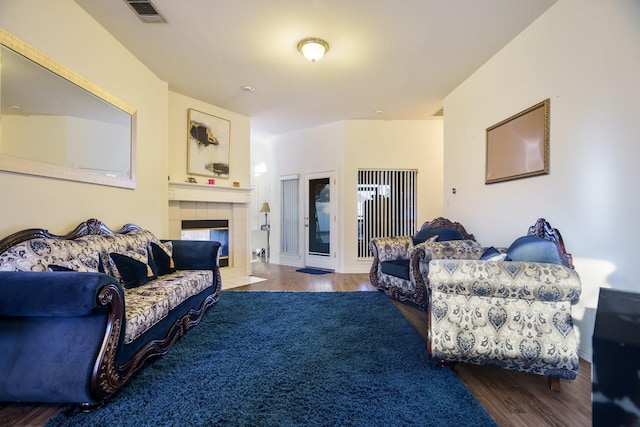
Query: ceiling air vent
[{"left": 125, "top": 0, "right": 167, "bottom": 23}]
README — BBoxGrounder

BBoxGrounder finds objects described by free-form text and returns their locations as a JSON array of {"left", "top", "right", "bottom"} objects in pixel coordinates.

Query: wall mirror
[{"left": 0, "top": 29, "right": 136, "bottom": 189}]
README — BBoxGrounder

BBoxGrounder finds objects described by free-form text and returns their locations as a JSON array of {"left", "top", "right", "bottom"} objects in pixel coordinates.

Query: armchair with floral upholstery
[
  {"left": 428, "top": 218, "right": 581, "bottom": 390},
  {"left": 369, "top": 217, "right": 479, "bottom": 310}
]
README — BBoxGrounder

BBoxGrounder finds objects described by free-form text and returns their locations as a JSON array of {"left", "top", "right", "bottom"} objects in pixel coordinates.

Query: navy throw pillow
[
  {"left": 47, "top": 265, "right": 76, "bottom": 272},
  {"left": 480, "top": 247, "right": 500, "bottom": 260},
  {"left": 110, "top": 253, "right": 156, "bottom": 289},
  {"left": 151, "top": 242, "right": 177, "bottom": 276},
  {"left": 412, "top": 227, "right": 463, "bottom": 245},
  {"left": 506, "top": 236, "right": 562, "bottom": 264}
]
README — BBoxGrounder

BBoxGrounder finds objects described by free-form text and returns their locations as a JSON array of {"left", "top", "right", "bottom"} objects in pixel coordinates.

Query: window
[
  {"left": 281, "top": 177, "right": 299, "bottom": 255},
  {"left": 357, "top": 169, "right": 417, "bottom": 258}
]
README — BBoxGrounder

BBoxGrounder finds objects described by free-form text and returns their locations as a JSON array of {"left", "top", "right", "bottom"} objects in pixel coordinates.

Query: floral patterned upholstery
[
  {"left": 0, "top": 229, "right": 161, "bottom": 276},
  {"left": 0, "top": 228, "right": 215, "bottom": 347},
  {"left": 0, "top": 237, "right": 102, "bottom": 272},
  {"left": 428, "top": 259, "right": 581, "bottom": 380},
  {"left": 123, "top": 269, "right": 213, "bottom": 344},
  {"left": 369, "top": 233, "right": 482, "bottom": 310}
]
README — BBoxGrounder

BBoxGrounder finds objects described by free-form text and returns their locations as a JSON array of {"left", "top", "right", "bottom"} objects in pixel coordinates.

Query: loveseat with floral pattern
[
  {"left": 369, "top": 217, "right": 477, "bottom": 310},
  {"left": 428, "top": 218, "right": 581, "bottom": 390},
  {"left": 0, "top": 219, "right": 222, "bottom": 408}
]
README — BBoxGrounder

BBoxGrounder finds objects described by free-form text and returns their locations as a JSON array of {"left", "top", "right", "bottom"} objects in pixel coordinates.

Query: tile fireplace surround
[{"left": 168, "top": 181, "right": 252, "bottom": 281}]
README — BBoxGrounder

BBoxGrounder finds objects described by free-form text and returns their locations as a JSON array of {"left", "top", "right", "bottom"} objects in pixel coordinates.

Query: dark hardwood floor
[{"left": 0, "top": 260, "right": 592, "bottom": 426}]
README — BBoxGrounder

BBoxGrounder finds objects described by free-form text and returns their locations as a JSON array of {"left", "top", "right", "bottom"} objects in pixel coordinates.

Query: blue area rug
[
  {"left": 296, "top": 267, "right": 331, "bottom": 275},
  {"left": 47, "top": 291, "right": 497, "bottom": 427}
]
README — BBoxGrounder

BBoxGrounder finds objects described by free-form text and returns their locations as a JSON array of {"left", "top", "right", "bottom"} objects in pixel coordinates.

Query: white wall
[
  {"left": 250, "top": 138, "right": 273, "bottom": 232},
  {"left": 267, "top": 121, "right": 346, "bottom": 268},
  {"left": 0, "top": 0, "right": 169, "bottom": 237},
  {"left": 262, "top": 119, "right": 443, "bottom": 273},
  {"left": 443, "top": 0, "right": 640, "bottom": 360}
]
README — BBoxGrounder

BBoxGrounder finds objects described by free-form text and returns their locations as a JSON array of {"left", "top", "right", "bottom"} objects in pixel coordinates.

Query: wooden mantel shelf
[{"left": 168, "top": 181, "right": 252, "bottom": 204}]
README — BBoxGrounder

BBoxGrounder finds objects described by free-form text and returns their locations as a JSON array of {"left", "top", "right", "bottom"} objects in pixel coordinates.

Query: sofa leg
[
  {"left": 547, "top": 376, "right": 561, "bottom": 391},
  {"left": 78, "top": 401, "right": 105, "bottom": 412},
  {"left": 436, "top": 359, "right": 454, "bottom": 368}
]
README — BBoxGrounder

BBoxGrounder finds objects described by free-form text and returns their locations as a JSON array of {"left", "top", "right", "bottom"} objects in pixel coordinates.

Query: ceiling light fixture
[{"left": 297, "top": 38, "right": 329, "bottom": 62}]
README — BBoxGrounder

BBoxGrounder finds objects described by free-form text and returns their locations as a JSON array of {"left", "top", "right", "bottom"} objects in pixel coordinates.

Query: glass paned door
[
  {"left": 305, "top": 173, "right": 335, "bottom": 270},
  {"left": 308, "top": 177, "right": 330, "bottom": 256}
]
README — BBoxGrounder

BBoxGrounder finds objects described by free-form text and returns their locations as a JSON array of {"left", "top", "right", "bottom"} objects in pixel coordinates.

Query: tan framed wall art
[{"left": 485, "top": 99, "right": 550, "bottom": 184}]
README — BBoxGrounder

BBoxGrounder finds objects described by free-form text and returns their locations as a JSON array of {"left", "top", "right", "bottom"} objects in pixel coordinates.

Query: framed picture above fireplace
[
  {"left": 485, "top": 99, "right": 550, "bottom": 184},
  {"left": 187, "top": 108, "right": 231, "bottom": 179}
]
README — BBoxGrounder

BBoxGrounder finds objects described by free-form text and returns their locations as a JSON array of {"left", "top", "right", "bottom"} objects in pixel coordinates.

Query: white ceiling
[{"left": 74, "top": 0, "right": 556, "bottom": 139}]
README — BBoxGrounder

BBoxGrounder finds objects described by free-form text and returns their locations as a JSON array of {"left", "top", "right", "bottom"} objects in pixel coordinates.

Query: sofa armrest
[
  {"left": 410, "top": 239, "right": 482, "bottom": 273},
  {"left": 409, "top": 239, "right": 435, "bottom": 257},
  {"left": 170, "top": 240, "right": 221, "bottom": 270},
  {"left": 0, "top": 271, "right": 121, "bottom": 317},
  {"left": 369, "top": 236, "right": 413, "bottom": 262},
  {"left": 428, "top": 259, "right": 581, "bottom": 302}
]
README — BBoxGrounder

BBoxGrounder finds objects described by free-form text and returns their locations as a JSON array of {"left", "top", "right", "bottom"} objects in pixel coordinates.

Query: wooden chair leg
[
  {"left": 548, "top": 376, "right": 561, "bottom": 391},
  {"left": 436, "top": 359, "right": 454, "bottom": 368}
]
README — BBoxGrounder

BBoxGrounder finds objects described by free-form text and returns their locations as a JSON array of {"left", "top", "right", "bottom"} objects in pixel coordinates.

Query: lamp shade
[
  {"left": 259, "top": 202, "right": 271, "bottom": 213},
  {"left": 297, "top": 38, "right": 329, "bottom": 62}
]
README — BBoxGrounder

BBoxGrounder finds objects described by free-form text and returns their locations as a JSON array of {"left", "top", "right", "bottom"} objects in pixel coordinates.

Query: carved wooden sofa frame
[
  {"left": 427, "top": 218, "right": 581, "bottom": 391},
  {"left": 369, "top": 217, "right": 477, "bottom": 311},
  {"left": 0, "top": 219, "right": 222, "bottom": 409}
]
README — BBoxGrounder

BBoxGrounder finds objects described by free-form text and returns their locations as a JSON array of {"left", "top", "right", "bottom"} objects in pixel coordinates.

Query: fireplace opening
[{"left": 181, "top": 219, "right": 229, "bottom": 267}]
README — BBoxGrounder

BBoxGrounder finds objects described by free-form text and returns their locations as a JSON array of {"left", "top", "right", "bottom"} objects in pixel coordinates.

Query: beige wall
[
  {"left": 0, "top": 0, "right": 169, "bottom": 237},
  {"left": 168, "top": 91, "right": 251, "bottom": 188},
  {"left": 262, "top": 119, "right": 443, "bottom": 273},
  {"left": 443, "top": 0, "right": 640, "bottom": 360}
]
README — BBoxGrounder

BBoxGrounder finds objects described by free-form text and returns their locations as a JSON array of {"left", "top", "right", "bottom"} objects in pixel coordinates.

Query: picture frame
[
  {"left": 485, "top": 99, "right": 550, "bottom": 184},
  {"left": 187, "top": 108, "right": 231, "bottom": 179}
]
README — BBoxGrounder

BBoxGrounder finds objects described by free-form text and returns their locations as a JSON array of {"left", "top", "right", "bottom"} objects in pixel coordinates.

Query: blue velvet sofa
[{"left": 0, "top": 219, "right": 222, "bottom": 409}]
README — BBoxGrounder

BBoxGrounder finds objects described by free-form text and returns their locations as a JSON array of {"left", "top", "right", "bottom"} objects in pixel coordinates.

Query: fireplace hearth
[{"left": 168, "top": 182, "right": 251, "bottom": 280}]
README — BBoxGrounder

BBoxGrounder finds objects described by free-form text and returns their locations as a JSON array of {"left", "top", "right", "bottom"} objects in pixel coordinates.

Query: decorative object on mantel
[
  {"left": 208, "top": 179, "right": 215, "bottom": 185},
  {"left": 168, "top": 181, "right": 252, "bottom": 204},
  {"left": 259, "top": 202, "right": 271, "bottom": 227},
  {"left": 187, "top": 108, "right": 231, "bottom": 179},
  {"left": 233, "top": 181, "right": 240, "bottom": 187},
  {"left": 485, "top": 98, "right": 550, "bottom": 184},
  {"left": 187, "top": 177, "right": 197, "bottom": 183}
]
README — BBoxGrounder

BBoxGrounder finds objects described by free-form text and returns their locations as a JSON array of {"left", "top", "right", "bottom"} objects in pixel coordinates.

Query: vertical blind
[
  {"left": 357, "top": 169, "right": 418, "bottom": 258},
  {"left": 280, "top": 177, "right": 299, "bottom": 255}
]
